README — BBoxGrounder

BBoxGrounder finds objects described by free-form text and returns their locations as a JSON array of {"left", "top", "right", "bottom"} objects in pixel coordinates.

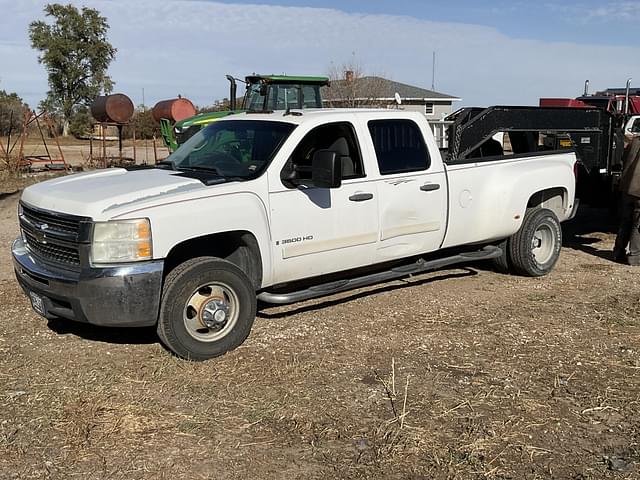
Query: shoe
[
  {"left": 613, "top": 250, "right": 628, "bottom": 263},
  {"left": 628, "top": 255, "right": 640, "bottom": 266}
]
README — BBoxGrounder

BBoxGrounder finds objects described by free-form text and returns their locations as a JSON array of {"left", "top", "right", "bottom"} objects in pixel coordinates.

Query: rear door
[{"left": 365, "top": 118, "right": 447, "bottom": 260}]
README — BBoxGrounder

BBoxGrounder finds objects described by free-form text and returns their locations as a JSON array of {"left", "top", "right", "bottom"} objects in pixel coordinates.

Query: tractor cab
[
  {"left": 243, "top": 75, "right": 328, "bottom": 111},
  {"left": 159, "top": 74, "right": 329, "bottom": 151}
]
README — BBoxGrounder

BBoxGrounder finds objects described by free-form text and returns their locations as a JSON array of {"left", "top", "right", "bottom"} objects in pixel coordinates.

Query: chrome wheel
[
  {"left": 183, "top": 282, "right": 239, "bottom": 342},
  {"left": 531, "top": 224, "right": 555, "bottom": 265}
]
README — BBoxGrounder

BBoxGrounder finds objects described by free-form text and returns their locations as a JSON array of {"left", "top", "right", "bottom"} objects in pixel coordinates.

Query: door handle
[
  {"left": 420, "top": 183, "right": 441, "bottom": 192},
  {"left": 349, "top": 192, "right": 374, "bottom": 202}
]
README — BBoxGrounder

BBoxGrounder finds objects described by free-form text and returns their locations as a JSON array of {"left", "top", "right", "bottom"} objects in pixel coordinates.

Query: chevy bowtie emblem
[
  {"left": 39, "top": 223, "right": 49, "bottom": 231},
  {"left": 34, "top": 230, "right": 47, "bottom": 244}
]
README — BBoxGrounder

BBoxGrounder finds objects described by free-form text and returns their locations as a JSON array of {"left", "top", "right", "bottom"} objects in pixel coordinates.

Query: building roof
[{"left": 324, "top": 76, "right": 460, "bottom": 101}]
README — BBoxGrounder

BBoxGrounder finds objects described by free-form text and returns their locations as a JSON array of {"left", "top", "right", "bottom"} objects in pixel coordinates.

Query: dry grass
[{"left": 0, "top": 197, "right": 639, "bottom": 479}]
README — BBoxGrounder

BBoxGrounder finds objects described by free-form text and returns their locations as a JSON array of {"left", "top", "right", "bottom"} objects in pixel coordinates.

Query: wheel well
[
  {"left": 164, "top": 231, "right": 262, "bottom": 289},
  {"left": 527, "top": 187, "right": 567, "bottom": 218}
]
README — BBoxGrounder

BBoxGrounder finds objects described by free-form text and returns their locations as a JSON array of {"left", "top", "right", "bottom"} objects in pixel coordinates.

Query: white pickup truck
[
  {"left": 13, "top": 109, "right": 577, "bottom": 360},
  {"left": 625, "top": 114, "right": 640, "bottom": 142}
]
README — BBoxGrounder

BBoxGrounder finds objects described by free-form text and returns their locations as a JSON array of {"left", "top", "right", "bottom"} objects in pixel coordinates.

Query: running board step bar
[{"left": 257, "top": 245, "right": 503, "bottom": 305}]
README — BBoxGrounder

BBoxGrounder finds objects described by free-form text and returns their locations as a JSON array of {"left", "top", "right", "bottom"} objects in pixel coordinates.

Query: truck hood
[{"left": 21, "top": 168, "right": 207, "bottom": 219}]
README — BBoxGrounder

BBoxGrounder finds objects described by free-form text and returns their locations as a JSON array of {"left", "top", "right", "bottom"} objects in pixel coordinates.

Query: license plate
[{"left": 29, "top": 292, "right": 46, "bottom": 317}]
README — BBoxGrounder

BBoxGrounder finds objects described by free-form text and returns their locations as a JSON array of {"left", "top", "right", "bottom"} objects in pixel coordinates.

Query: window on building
[
  {"left": 367, "top": 119, "right": 430, "bottom": 174},
  {"left": 425, "top": 103, "right": 434, "bottom": 115}
]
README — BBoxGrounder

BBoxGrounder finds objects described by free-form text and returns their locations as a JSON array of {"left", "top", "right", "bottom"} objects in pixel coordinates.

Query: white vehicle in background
[
  {"left": 624, "top": 114, "right": 640, "bottom": 142},
  {"left": 13, "top": 109, "right": 577, "bottom": 360}
]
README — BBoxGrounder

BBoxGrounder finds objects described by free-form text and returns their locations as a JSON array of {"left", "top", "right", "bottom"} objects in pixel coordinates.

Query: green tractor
[{"left": 159, "top": 74, "right": 330, "bottom": 151}]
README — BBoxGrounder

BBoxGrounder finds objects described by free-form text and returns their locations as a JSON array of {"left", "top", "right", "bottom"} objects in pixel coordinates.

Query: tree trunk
[{"left": 62, "top": 119, "right": 70, "bottom": 137}]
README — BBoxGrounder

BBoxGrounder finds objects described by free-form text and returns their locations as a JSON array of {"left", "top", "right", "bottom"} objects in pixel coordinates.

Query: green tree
[
  {"left": 29, "top": 3, "right": 116, "bottom": 136},
  {"left": 68, "top": 106, "right": 93, "bottom": 138},
  {"left": 123, "top": 108, "right": 157, "bottom": 140},
  {"left": 197, "top": 98, "right": 232, "bottom": 114},
  {"left": 0, "top": 90, "right": 29, "bottom": 136}
]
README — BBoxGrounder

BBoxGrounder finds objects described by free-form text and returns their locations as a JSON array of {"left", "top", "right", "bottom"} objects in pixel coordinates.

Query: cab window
[
  {"left": 368, "top": 119, "right": 430, "bottom": 174},
  {"left": 281, "top": 122, "right": 364, "bottom": 187}
]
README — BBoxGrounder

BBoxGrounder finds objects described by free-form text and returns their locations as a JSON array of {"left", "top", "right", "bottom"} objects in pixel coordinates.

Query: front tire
[
  {"left": 509, "top": 208, "right": 562, "bottom": 277},
  {"left": 157, "top": 257, "right": 256, "bottom": 360}
]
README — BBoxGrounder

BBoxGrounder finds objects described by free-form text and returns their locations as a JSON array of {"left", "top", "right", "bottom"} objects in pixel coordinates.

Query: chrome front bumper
[{"left": 12, "top": 238, "right": 164, "bottom": 327}]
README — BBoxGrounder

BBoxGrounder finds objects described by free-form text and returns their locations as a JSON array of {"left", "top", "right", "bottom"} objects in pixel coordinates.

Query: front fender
[{"left": 114, "top": 191, "right": 274, "bottom": 287}]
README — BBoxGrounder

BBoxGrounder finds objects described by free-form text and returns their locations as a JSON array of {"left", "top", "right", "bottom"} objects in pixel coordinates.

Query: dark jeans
[{"left": 614, "top": 194, "right": 640, "bottom": 265}]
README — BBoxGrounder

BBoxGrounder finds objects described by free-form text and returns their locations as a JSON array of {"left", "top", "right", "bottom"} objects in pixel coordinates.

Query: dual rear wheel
[{"left": 493, "top": 208, "right": 562, "bottom": 277}]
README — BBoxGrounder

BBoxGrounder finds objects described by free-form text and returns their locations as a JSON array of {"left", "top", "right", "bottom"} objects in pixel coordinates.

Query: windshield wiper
[
  {"left": 155, "top": 159, "right": 177, "bottom": 170},
  {"left": 179, "top": 165, "right": 222, "bottom": 175}
]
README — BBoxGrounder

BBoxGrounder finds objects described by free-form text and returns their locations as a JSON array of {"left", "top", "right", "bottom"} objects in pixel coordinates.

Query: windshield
[
  {"left": 245, "top": 83, "right": 267, "bottom": 111},
  {"left": 167, "top": 120, "right": 296, "bottom": 179},
  {"left": 244, "top": 82, "right": 320, "bottom": 111},
  {"left": 266, "top": 84, "right": 301, "bottom": 110}
]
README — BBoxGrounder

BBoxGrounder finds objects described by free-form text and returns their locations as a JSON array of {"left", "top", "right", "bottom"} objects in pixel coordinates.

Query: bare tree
[{"left": 324, "top": 60, "right": 390, "bottom": 108}]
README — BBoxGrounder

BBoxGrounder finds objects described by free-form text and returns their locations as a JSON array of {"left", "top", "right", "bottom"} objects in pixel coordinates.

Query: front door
[{"left": 268, "top": 121, "right": 378, "bottom": 284}]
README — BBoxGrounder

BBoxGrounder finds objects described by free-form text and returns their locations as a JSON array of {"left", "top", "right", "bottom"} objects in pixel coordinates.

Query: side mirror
[{"left": 312, "top": 150, "right": 342, "bottom": 188}]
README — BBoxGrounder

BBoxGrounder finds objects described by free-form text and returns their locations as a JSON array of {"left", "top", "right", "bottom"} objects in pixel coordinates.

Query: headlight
[{"left": 91, "top": 219, "right": 152, "bottom": 264}]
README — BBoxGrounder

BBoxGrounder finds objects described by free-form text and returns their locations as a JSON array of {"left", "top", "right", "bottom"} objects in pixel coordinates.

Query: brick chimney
[{"left": 345, "top": 70, "right": 354, "bottom": 83}]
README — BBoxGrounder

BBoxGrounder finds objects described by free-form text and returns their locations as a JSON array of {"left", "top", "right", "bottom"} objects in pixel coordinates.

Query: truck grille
[
  {"left": 21, "top": 203, "right": 81, "bottom": 237},
  {"left": 19, "top": 203, "right": 89, "bottom": 268},
  {"left": 23, "top": 229, "right": 81, "bottom": 266}
]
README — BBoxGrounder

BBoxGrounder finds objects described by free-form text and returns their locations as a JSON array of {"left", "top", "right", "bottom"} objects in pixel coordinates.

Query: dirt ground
[
  {"left": 1, "top": 136, "right": 170, "bottom": 168},
  {"left": 0, "top": 187, "right": 639, "bottom": 479}
]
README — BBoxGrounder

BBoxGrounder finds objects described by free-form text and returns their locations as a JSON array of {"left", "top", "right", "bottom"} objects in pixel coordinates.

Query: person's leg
[
  {"left": 627, "top": 197, "right": 640, "bottom": 266},
  {"left": 614, "top": 195, "right": 633, "bottom": 262}
]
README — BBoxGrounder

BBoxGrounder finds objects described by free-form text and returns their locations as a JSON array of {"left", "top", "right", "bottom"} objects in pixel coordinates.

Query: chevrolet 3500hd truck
[{"left": 13, "top": 109, "right": 577, "bottom": 360}]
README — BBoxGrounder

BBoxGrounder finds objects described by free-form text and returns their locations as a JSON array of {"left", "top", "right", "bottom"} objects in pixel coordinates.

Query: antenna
[{"left": 431, "top": 51, "right": 436, "bottom": 90}]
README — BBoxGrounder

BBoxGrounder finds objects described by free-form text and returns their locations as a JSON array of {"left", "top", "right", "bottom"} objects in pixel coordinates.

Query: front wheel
[
  {"left": 509, "top": 208, "right": 562, "bottom": 277},
  {"left": 157, "top": 257, "right": 256, "bottom": 360}
]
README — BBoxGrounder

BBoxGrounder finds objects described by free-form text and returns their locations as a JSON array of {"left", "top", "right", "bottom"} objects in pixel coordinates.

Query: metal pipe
[
  {"left": 584, "top": 79, "right": 589, "bottom": 96},
  {"left": 625, "top": 78, "right": 632, "bottom": 115},
  {"left": 258, "top": 246, "right": 502, "bottom": 305},
  {"left": 152, "top": 134, "right": 158, "bottom": 164},
  {"left": 44, "top": 113, "right": 67, "bottom": 170},
  {"left": 118, "top": 124, "right": 123, "bottom": 163},
  {"left": 7, "top": 110, "right": 13, "bottom": 153},
  {"left": 226, "top": 75, "right": 237, "bottom": 111}
]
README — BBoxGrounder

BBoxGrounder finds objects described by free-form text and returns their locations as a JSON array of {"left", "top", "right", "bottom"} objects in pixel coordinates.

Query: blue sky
[
  {"left": 214, "top": 0, "right": 638, "bottom": 45},
  {"left": 0, "top": 0, "right": 639, "bottom": 110}
]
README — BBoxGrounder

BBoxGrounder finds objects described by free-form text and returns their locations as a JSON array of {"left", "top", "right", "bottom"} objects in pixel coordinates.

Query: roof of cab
[
  {"left": 246, "top": 75, "right": 330, "bottom": 85},
  {"left": 230, "top": 108, "right": 426, "bottom": 125}
]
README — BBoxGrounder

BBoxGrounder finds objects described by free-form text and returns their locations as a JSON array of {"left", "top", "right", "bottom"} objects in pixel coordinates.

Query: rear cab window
[{"left": 367, "top": 119, "right": 430, "bottom": 174}]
